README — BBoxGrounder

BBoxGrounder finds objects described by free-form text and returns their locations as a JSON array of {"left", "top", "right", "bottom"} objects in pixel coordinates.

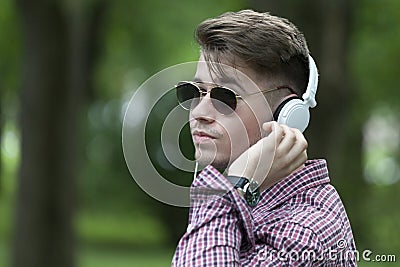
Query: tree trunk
[
  {"left": 0, "top": 39, "right": 2, "bottom": 197},
  {"left": 0, "top": 99, "right": 2, "bottom": 193},
  {"left": 12, "top": 0, "right": 106, "bottom": 266},
  {"left": 12, "top": 0, "right": 75, "bottom": 266}
]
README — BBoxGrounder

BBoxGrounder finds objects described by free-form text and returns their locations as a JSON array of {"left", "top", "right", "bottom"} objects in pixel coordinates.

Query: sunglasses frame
[{"left": 175, "top": 80, "right": 294, "bottom": 115}]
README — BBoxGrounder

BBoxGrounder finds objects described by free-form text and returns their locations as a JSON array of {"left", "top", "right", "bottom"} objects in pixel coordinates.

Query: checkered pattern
[{"left": 172, "top": 160, "right": 357, "bottom": 266}]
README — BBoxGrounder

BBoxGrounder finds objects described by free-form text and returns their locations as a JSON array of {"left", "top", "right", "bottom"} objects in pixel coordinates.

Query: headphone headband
[
  {"left": 274, "top": 54, "right": 319, "bottom": 132},
  {"left": 302, "top": 54, "right": 318, "bottom": 108}
]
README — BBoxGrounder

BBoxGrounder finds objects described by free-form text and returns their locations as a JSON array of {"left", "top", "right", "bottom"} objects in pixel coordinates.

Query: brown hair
[{"left": 195, "top": 9, "right": 310, "bottom": 97}]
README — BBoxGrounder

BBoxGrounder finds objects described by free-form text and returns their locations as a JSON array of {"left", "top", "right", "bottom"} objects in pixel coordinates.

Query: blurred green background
[{"left": 0, "top": 0, "right": 399, "bottom": 266}]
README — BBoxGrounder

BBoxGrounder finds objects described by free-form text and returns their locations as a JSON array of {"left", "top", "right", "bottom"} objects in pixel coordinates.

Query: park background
[{"left": 0, "top": 0, "right": 399, "bottom": 266}]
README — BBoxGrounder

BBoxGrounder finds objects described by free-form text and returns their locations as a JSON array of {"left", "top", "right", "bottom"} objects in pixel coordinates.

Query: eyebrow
[
  {"left": 192, "top": 77, "right": 203, "bottom": 83},
  {"left": 192, "top": 76, "right": 247, "bottom": 95}
]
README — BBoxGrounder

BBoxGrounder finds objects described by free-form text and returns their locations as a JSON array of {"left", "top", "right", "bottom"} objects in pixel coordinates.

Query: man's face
[{"left": 189, "top": 54, "right": 273, "bottom": 170}]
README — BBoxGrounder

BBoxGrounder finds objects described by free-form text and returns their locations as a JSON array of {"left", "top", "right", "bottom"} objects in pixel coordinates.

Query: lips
[{"left": 192, "top": 130, "right": 216, "bottom": 144}]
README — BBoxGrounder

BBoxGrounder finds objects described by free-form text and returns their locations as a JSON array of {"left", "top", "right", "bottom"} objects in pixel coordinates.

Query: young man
[{"left": 172, "top": 10, "right": 356, "bottom": 266}]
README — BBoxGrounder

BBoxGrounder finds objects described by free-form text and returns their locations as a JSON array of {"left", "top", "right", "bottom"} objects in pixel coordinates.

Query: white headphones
[{"left": 273, "top": 54, "right": 319, "bottom": 132}]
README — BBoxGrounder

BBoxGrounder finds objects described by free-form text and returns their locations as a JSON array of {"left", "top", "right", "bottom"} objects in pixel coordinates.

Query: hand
[{"left": 227, "top": 121, "right": 308, "bottom": 191}]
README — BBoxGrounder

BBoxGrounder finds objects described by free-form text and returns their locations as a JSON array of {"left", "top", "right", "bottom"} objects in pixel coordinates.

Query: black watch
[{"left": 226, "top": 176, "right": 261, "bottom": 207}]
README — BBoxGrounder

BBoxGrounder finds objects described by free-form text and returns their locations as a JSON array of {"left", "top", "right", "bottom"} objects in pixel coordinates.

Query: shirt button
[{"left": 186, "top": 223, "right": 193, "bottom": 233}]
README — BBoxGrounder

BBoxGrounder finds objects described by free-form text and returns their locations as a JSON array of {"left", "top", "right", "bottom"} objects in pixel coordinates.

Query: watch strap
[
  {"left": 226, "top": 175, "right": 249, "bottom": 189},
  {"left": 226, "top": 175, "right": 261, "bottom": 207}
]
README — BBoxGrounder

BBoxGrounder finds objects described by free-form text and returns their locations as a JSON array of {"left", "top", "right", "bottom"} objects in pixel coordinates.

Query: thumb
[{"left": 262, "top": 121, "right": 276, "bottom": 136}]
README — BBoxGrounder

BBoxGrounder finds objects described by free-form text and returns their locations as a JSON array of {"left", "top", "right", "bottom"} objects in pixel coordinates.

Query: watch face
[{"left": 244, "top": 180, "right": 260, "bottom": 207}]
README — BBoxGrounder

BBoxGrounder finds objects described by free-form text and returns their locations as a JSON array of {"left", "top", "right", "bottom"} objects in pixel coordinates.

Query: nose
[{"left": 190, "top": 93, "right": 217, "bottom": 123}]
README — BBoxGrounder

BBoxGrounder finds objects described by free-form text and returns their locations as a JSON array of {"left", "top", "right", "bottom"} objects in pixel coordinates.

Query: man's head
[{"left": 188, "top": 10, "right": 311, "bottom": 169}]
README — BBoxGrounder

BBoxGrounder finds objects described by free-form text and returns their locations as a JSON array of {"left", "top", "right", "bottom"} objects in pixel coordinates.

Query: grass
[
  {"left": 79, "top": 246, "right": 174, "bottom": 267},
  {"left": 0, "top": 241, "right": 174, "bottom": 267},
  {"left": 76, "top": 210, "right": 168, "bottom": 247},
  {"left": 0, "top": 241, "right": 9, "bottom": 267},
  {"left": 0, "top": 208, "right": 173, "bottom": 267},
  {"left": 0, "top": 130, "right": 176, "bottom": 266}
]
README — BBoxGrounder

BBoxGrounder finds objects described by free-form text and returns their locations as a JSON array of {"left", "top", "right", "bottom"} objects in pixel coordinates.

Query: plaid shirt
[{"left": 172, "top": 160, "right": 357, "bottom": 266}]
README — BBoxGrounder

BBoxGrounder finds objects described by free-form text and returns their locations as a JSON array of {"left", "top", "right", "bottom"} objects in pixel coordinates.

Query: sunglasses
[{"left": 175, "top": 81, "right": 292, "bottom": 115}]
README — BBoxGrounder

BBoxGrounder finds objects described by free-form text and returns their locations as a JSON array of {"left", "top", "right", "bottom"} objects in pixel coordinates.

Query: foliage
[
  {"left": 349, "top": 0, "right": 400, "bottom": 254},
  {"left": 0, "top": 0, "right": 399, "bottom": 265},
  {"left": 0, "top": 0, "right": 20, "bottom": 97},
  {"left": 351, "top": 0, "right": 400, "bottom": 109}
]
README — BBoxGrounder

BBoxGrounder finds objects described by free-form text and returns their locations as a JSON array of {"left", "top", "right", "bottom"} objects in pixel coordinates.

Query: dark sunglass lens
[
  {"left": 176, "top": 83, "right": 200, "bottom": 110},
  {"left": 211, "top": 87, "right": 237, "bottom": 115}
]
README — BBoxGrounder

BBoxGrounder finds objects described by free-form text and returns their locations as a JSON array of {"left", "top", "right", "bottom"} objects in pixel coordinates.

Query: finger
[
  {"left": 290, "top": 128, "right": 308, "bottom": 157},
  {"left": 260, "top": 124, "right": 291, "bottom": 172},
  {"left": 260, "top": 122, "right": 284, "bottom": 152},
  {"left": 249, "top": 133, "right": 276, "bottom": 185},
  {"left": 272, "top": 126, "right": 307, "bottom": 176},
  {"left": 287, "top": 150, "right": 308, "bottom": 173},
  {"left": 276, "top": 125, "right": 297, "bottom": 154},
  {"left": 266, "top": 149, "right": 307, "bottom": 187},
  {"left": 270, "top": 122, "right": 285, "bottom": 145},
  {"left": 283, "top": 128, "right": 308, "bottom": 167},
  {"left": 262, "top": 121, "right": 275, "bottom": 136},
  {"left": 292, "top": 129, "right": 308, "bottom": 167}
]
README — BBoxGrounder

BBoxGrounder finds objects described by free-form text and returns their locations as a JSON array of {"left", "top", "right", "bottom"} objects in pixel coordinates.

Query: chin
[
  {"left": 210, "top": 160, "right": 229, "bottom": 172},
  {"left": 195, "top": 150, "right": 230, "bottom": 171}
]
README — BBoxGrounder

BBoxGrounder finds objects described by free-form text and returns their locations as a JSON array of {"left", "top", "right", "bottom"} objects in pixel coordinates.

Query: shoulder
[
  {"left": 291, "top": 183, "right": 351, "bottom": 241},
  {"left": 255, "top": 183, "right": 350, "bottom": 250},
  {"left": 290, "top": 183, "right": 347, "bottom": 226}
]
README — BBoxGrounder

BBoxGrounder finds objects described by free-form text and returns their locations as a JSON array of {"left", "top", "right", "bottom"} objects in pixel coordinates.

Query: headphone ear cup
[{"left": 273, "top": 97, "right": 310, "bottom": 132}]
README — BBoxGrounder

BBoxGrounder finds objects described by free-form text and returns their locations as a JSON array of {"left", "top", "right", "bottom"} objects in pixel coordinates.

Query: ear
[
  {"left": 274, "top": 96, "right": 310, "bottom": 133},
  {"left": 273, "top": 96, "right": 301, "bottom": 121}
]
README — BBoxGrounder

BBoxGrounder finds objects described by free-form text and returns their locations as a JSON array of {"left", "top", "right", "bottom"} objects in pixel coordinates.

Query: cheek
[
  {"left": 238, "top": 107, "right": 263, "bottom": 144},
  {"left": 221, "top": 115, "right": 257, "bottom": 159},
  {"left": 243, "top": 117, "right": 262, "bottom": 148}
]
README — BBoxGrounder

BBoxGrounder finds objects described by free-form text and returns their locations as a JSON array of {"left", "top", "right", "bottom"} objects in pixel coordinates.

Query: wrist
[
  {"left": 227, "top": 167, "right": 252, "bottom": 180},
  {"left": 226, "top": 175, "right": 261, "bottom": 207}
]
